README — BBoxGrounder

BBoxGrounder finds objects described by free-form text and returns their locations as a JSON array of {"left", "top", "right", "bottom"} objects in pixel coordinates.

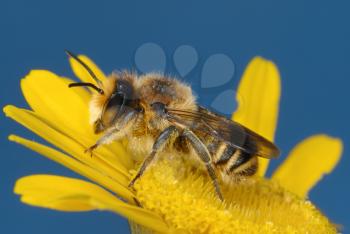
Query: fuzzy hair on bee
[{"left": 67, "top": 51, "right": 280, "bottom": 201}]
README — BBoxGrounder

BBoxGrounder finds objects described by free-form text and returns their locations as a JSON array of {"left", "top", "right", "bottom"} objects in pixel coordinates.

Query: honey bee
[{"left": 67, "top": 51, "right": 280, "bottom": 200}]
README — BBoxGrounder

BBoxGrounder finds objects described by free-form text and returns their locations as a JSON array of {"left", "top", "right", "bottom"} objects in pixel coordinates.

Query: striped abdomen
[{"left": 208, "top": 140, "right": 258, "bottom": 177}]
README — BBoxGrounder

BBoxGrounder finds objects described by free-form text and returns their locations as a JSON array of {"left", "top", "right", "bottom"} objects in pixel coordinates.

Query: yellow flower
[{"left": 4, "top": 55, "right": 342, "bottom": 233}]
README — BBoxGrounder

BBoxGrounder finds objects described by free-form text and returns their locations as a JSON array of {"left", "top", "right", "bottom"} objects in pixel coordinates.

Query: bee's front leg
[
  {"left": 84, "top": 144, "right": 98, "bottom": 157},
  {"left": 86, "top": 111, "right": 139, "bottom": 157},
  {"left": 85, "top": 127, "right": 122, "bottom": 157}
]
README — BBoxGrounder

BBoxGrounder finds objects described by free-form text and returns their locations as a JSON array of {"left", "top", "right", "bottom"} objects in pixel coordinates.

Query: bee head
[
  {"left": 91, "top": 74, "right": 138, "bottom": 134},
  {"left": 66, "top": 51, "right": 140, "bottom": 134}
]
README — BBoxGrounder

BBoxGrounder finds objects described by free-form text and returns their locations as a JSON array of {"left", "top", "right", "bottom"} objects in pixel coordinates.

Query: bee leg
[
  {"left": 182, "top": 129, "right": 223, "bottom": 201},
  {"left": 84, "top": 144, "right": 98, "bottom": 157},
  {"left": 85, "top": 127, "right": 122, "bottom": 157},
  {"left": 128, "top": 126, "right": 179, "bottom": 188},
  {"left": 86, "top": 111, "right": 139, "bottom": 156}
]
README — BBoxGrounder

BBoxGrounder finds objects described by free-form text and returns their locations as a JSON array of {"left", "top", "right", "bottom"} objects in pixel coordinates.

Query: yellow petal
[
  {"left": 15, "top": 175, "right": 169, "bottom": 233},
  {"left": 3, "top": 105, "right": 129, "bottom": 184},
  {"left": 69, "top": 54, "right": 107, "bottom": 84},
  {"left": 232, "top": 57, "right": 281, "bottom": 176},
  {"left": 20, "top": 70, "right": 132, "bottom": 169},
  {"left": 272, "top": 135, "right": 343, "bottom": 198},
  {"left": 21, "top": 70, "right": 92, "bottom": 136},
  {"left": 9, "top": 134, "right": 133, "bottom": 201}
]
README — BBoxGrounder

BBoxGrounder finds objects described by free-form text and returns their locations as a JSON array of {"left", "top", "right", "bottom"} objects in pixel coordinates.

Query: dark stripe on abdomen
[
  {"left": 234, "top": 156, "right": 258, "bottom": 176},
  {"left": 215, "top": 145, "right": 236, "bottom": 164},
  {"left": 228, "top": 151, "right": 253, "bottom": 172}
]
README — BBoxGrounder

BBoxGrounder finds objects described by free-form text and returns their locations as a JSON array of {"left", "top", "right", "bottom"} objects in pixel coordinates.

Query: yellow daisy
[{"left": 4, "top": 55, "right": 342, "bottom": 233}]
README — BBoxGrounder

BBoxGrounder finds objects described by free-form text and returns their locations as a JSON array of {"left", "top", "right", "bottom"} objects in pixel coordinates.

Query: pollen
[{"left": 133, "top": 156, "right": 336, "bottom": 234}]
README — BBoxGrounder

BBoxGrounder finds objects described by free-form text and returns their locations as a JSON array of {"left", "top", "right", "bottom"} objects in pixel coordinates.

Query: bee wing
[{"left": 167, "top": 106, "right": 280, "bottom": 159}]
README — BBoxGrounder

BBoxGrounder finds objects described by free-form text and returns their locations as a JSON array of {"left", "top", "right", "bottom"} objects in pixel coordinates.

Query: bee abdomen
[
  {"left": 214, "top": 144, "right": 236, "bottom": 164},
  {"left": 212, "top": 143, "right": 258, "bottom": 177},
  {"left": 228, "top": 150, "right": 257, "bottom": 176}
]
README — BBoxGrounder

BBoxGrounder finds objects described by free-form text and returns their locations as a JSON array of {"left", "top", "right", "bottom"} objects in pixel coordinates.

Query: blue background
[{"left": 1, "top": 0, "right": 349, "bottom": 233}]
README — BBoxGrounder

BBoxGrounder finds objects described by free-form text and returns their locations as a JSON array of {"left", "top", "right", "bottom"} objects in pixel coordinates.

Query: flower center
[{"left": 133, "top": 155, "right": 336, "bottom": 234}]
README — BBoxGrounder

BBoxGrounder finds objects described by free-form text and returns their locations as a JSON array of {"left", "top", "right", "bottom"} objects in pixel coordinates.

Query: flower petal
[
  {"left": 232, "top": 57, "right": 281, "bottom": 176},
  {"left": 15, "top": 175, "right": 169, "bottom": 233},
  {"left": 9, "top": 134, "right": 133, "bottom": 201},
  {"left": 21, "top": 70, "right": 92, "bottom": 136},
  {"left": 20, "top": 70, "right": 132, "bottom": 169},
  {"left": 69, "top": 54, "right": 107, "bottom": 84},
  {"left": 272, "top": 135, "right": 343, "bottom": 198},
  {"left": 3, "top": 105, "right": 129, "bottom": 184}
]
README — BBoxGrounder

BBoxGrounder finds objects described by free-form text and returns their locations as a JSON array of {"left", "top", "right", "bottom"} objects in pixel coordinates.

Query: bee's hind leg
[
  {"left": 128, "top": 126, "right": 179, "bottom": 188},
  {"left": 182, "top": 129, "right": 223, "bottom": 201}
]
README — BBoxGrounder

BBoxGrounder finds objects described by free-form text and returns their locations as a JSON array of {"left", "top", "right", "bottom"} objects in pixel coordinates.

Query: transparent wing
[{"left": 167, "top": 106, "right": 280, "bottom": 159}]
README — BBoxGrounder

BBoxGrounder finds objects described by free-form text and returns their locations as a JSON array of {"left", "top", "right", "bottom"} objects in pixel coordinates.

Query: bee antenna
[
  {"left": 65, "top": 50, "right": 103, "bottom": 88},
  {"left": 68, "top": 82, "right": 104, "bottom": 95}
]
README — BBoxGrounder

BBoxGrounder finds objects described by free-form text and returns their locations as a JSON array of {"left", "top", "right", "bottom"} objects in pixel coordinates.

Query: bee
[{"left": 66, "top": 51, "right": 280, "bottom": 200}]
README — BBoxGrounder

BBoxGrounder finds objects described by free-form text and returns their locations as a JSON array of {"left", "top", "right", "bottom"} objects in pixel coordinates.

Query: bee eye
[
  {"left": 116, "top": 80, "right": 133, "bottom": 99},
  {"left": 107, "top": 92, "right": 124, "bottom": 110}
]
